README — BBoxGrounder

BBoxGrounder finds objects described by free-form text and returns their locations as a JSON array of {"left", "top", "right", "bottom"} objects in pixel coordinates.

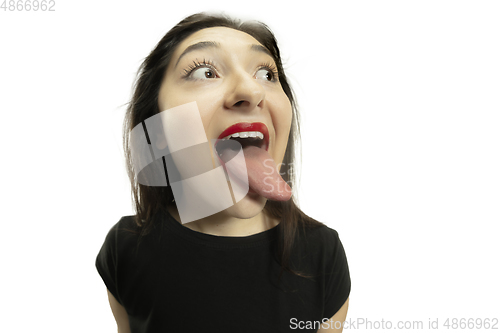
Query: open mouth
[
  {"left": 211, "top": 121, "right": 292, "bottom": 201},
  {"left": 214, "top": 122, "right": 269, "bottom": 158}
]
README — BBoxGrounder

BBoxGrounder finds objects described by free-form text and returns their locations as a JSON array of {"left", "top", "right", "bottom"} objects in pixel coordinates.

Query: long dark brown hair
[{"left": 123, "top": 12, "right": 325, "bottom": 279}]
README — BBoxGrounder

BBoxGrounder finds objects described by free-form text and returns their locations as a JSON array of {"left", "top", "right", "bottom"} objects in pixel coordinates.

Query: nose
[{"left": 223, "top": 71, "right": 265, "bottom": 111}]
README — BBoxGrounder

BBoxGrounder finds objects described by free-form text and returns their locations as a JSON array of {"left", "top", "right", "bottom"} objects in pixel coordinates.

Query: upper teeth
[{"left": 221, "top": 131, "right": 264, "bottom": 141}]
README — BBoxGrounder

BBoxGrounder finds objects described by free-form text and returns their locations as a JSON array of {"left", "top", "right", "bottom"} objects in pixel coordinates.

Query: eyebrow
[
  {"left": 250, "top": 44, "right": 273, "bottom": 58},
  {"left": 174, "top": 41, "right": 273, "bottom": 68},
  {"left": 175, "top": 41, "right": 220, "bottom": 68}
]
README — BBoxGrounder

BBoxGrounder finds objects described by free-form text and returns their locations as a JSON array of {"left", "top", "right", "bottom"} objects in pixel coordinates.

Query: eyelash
[
  {"left": 257, "top": 62, "right": 279, "bottom": 82},
  {"left": 181, "top": 59, "right": 279, "bottom": 82},
  {"left": 182, "top": 59, "right": 217, "bottom": 79}
]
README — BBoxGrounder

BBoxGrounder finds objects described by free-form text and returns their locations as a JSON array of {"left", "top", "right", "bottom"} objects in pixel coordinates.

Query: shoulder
[
  {"left": 111, "top": 215, "right": 141, "bottom": 235},
  {"left": 97, "top": 215, "right": 149, "bottom": 262},
  {"left": 297, "top": 222, "right": 343, "bottom": 253},
  {"left": 96, "top": 214, "right": 162, "bottom": 275},
  {"left": 110, "top": 215, "right": 140, "bottom": 232},
  {"left": 101, "top": 215, "right": 141, "bottom": 246},
  {"left": 292, "top": 222, "right": 348, "bottom": 273}
]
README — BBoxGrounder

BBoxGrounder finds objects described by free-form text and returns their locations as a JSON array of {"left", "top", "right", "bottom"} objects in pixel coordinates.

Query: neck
[{"left": 167, "top": 202, "right": 279, "bottom": 237}]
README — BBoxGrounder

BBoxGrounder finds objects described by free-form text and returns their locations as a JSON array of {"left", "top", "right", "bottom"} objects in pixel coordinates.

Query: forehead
[{"left": 174, "top": 27, "right": 264, "bottom": 56}]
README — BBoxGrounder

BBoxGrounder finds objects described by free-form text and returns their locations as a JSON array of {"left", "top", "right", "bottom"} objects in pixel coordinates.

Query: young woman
[{"left": 96, "top": 12, "right": 350, "bottom": 333}]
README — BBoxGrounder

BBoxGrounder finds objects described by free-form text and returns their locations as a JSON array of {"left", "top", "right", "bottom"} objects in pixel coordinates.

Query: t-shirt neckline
[{"left": 162, "top": 209, "right": 280, "bottom": 249}]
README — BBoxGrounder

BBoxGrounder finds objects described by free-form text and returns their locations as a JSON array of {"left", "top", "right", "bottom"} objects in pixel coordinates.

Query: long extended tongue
[{"left": 220, "top": 146, "right": 291, "bottom": 201}]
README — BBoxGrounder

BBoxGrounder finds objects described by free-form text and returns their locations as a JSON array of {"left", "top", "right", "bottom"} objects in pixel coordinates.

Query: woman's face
[{"left": 158, "top": 27, "right": 292, "bottom": 218}]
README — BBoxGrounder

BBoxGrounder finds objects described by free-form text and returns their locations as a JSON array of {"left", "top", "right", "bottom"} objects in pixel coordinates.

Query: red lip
[{"left": 215, "top": 122, "right": 269, "bottom": 151}]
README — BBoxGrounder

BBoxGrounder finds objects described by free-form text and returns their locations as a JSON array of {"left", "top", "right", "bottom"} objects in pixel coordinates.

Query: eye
[
  {"left": 182, "top": 59, "right": 219, "bottom": 80},
  {"left": 191, "top": 67, "right": 218, "bottom": 80},
  {"left": 255, "top": 63, "right": 279, "bottom": 82},
  {"left": 255, "top": 68, "right": 275, "bottom": 81}
]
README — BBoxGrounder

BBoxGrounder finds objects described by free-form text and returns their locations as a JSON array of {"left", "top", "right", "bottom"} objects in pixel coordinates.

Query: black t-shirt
[{"left": 95, "top": 211, "right": 350, "bottom": 332}]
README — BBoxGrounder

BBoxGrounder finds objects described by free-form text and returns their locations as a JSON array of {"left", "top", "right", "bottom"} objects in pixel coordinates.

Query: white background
[{"left": 1, "top": 0, "right": 499, "bottom": 332}]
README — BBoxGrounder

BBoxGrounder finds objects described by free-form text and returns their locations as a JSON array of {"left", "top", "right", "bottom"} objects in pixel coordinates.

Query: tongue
[{"left": 220, "top": 145, "right": 291, "bottom": 201}]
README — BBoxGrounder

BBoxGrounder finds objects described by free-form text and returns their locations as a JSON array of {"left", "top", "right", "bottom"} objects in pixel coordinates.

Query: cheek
[
  {"left": 158, "top": 76, "right": 203, "bottom": 111},
  {"left": 268, "top": 92, "right": 292, "bottom": 165},
  {"left": 160, "top": 77, "right": 223, "bottom": 109},
  {"left": 271, "top": 93, "right": 293, "bottom": 136},
  {"left": 159, "top": 85, "right": 222, "bottom": 140},
  {"left": 159, "top": 89, "right": 190, "bottom": 111}
]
